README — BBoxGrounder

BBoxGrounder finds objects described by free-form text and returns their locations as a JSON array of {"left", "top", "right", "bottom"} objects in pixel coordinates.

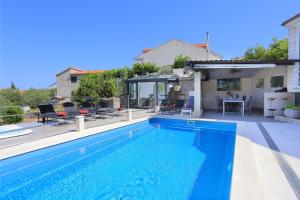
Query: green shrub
[
  {"left": 286, "top": 105, "right": 300, "bottom": 110},
  {"left": 132, "top": 63, "right": 159, "bottom": 75},
  {"left": 2, "top": 106, "right": 23, "bottom": 124}
]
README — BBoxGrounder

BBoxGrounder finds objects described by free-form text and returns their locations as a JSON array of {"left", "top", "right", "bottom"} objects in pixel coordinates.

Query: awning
[{"left": 189, "top": 59, "right": 299, "bottom": 70}]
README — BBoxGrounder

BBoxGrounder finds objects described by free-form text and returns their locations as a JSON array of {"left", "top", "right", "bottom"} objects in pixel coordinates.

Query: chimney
[{"left": 206, "top": 32, "right": 210, "bottom": 60}]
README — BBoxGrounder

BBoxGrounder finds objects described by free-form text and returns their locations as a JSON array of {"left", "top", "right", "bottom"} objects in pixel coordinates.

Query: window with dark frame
[
  {"left": 270, "top": 76, "right": 284, "bottom": 88},
  {"left": 217, "top": 78, "right": 241, "bottom": 91},
  {"left": 71, "top": 76, "right": 77, "bottom": 83}
]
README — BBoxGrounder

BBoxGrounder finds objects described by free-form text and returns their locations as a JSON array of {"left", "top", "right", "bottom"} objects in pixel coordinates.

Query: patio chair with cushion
[
  {"left": 63, "top": 102, "right": 79, "bottom": 117},
  {"left": 181, "top": 96, "right": 194, "bottom": 116},
  {"left": 160, "top": 99, "right": 185, "bottom": 114},
  {"left": 80, "top": 102, "right": 97, "bottom": 119},
  {"left": 38, "top": 104, "right": 69, "bottom": 123},
  {"left": 97, "top": 100, "right": 121, "bottom": 117}
]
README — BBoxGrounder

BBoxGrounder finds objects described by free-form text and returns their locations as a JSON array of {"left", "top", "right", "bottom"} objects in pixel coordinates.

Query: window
[
  {"left": 255, "top": 78, "right": 264, "bottom": 89},
  {"left": 217, "top": 78, "right": 241, "bottom": 91},
  {"left": 71, "top": 76, "right": 77, "bottom": 83},
  {"left": 270, "top": 76, "right": 284, "bottom": 88}
]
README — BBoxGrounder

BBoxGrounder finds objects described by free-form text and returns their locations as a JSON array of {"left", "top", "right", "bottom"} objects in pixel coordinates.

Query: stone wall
[
  {"left": 179, "top": 77, "right": 194, "bottom": 100},
  {"left": 99, "top": 97, "right": 120, "bottom": 109}
]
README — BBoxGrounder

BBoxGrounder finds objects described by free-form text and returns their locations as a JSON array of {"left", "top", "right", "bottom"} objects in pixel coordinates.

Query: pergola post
[{"left": 194, "top": 71, "right": 202, "bottom": 117}]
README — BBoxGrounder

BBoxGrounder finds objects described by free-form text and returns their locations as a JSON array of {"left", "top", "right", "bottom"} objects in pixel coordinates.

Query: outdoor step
[
  {"left": 231, "top": 121, "right": 265, "bottom": 200},
  {"left": 247, "top": 122, "right": 298, "bottom": 200}
]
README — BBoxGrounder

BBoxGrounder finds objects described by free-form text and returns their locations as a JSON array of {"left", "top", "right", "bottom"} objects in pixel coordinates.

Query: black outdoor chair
[
  {"left": 244, "top": 96, "right": 252, "bottom": 113},
  {"left": 63, "top": 102, "right": 79, "bottom": 117},
  {"left": 242, "top": 95, "right": 247, "bottom": 101},
  {"left": 38, "top": 104, "right": 69, "bottom": 123},
  {"left": 97, "top": 100, "right": 119, "bottom": 116},
  {"left": 215, "top": 96, "right": 223, "bottom": 112}
]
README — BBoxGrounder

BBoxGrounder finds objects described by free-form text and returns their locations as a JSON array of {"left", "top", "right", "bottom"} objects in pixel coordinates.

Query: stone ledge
[{"left": 275, "top": 116, "right": 300, "bottom": 125}]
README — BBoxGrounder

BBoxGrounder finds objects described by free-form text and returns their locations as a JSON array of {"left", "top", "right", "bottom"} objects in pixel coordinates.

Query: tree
[
  {"left": 0, "top": 89, "right": 23, "bottom": 105},
  {"left": 73, "top": 67, "right": 136, "bottom": 103},
  {"left": 10, "top": 82, "right": 16, "bottom": 90},
  {"left": 172, "top": 55, "right": 191, "bottom": 69},
  {"left": 132, "top": 63, "right": 159, "bottom": 75},
  {"left": 242, "top": 38, "right": 288, "bottom": 60},
  {"left": 22, "top": 88, "right": 56, "bottom": 106}
]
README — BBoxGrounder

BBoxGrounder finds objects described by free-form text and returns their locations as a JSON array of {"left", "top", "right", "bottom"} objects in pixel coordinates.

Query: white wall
[
  {"left": 201, "top": 67, "right": 288, "bottom": 110},
  {"left": 251, "top": 66, "right": 287, "bottom": 108},
  {"left": 285, "top": 17, "right": 300, "bottom": 92},
  {"left": 202, "top": 78, "right": 252, "bottom": 110},
  {"left": 135, "top": 40, "right": 221, "bottom": 66},
  {"left": 56, "top": 69, "right": 81, "bottom": 101}
]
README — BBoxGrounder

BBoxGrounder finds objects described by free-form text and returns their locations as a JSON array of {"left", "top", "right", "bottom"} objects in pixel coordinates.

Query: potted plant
[{"left": 284, "top": 105, "right": 300, "bottom": 119}]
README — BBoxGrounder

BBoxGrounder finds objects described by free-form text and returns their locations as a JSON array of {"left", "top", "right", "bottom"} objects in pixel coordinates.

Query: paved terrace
[{"left": 0, "top": 109, "right": 155, "bottom": 149}]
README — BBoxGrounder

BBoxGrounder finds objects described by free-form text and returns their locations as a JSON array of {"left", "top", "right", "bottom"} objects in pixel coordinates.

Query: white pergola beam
[{"left": 194, "top": 64, "right": 277, "bottom": 69}]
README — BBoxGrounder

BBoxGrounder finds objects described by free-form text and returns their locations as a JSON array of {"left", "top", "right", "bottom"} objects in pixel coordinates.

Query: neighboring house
[
  {"left": 189, "top": 13, "right": 300, "bottom": 117},
  {"left": 135, "top": 39, "right": 222, "bottom": 66},
  {"left": 56, "top": 67, "right": 106, "bottom": 101},
  {"left": 126, "top": 39, "right": 223, "bottom": 108}
]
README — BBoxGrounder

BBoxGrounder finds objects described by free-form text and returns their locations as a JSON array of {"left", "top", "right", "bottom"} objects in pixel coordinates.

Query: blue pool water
[{"left": 0, "top": 118, "right": 236, "bottom": 200}]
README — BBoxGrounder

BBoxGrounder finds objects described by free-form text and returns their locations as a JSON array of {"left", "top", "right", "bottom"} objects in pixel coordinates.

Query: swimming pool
[{"left": 0, "top": 118, "right": 236, "bottom": 200}]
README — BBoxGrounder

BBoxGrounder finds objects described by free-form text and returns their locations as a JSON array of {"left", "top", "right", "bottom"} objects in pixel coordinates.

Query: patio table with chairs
[
  {"left": 215, "top": 95, "right": 252, "bottom": 116},
  {"left": 223, "top": 99, "right": 245, "bottom": 116}
]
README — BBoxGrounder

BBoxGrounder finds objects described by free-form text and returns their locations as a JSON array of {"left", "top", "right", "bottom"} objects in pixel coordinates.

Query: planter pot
[{"left": 284, "top": 109, "right": 300, "bottom": 119}]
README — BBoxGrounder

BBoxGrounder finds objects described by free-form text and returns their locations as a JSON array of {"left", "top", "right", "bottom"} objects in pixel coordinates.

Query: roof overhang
[
  {"left": 281, "top": 13, "right": 300, "bottom": 26},
  {"left": 193, "top": 63, "right": 276, "bottom": 69},
  {"left": 189, "top": 59, "right": 299, "bottom": 70}
]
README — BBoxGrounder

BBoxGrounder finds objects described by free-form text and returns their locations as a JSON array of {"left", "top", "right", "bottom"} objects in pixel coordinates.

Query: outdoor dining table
[{"left": 222, "top": 99, "right": 245, "bottom": 116}]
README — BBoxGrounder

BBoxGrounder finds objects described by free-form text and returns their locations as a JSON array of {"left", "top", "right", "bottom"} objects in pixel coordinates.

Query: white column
[
  {"left": 154, "top": 106, "right": 160, "bottom": 114},
  {"left": 75, "top": 116, "right": 85, "bottom": 132},
  {"left": 194, "top": 72, "right": 202, "bottom": 117},
  {"left": 127, "top": 109, "right": 133, "bottom": 121}
]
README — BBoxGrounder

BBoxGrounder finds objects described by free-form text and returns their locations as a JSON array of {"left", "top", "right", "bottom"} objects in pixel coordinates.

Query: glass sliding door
[
  {"left": 157, "top": 82, "right": 166, "bottom": 106},
  {"left": 129, "top": 83, "right": 138, "bottom": 108},
  {"left": 138, "top": 82, "right": 156, "bottom": 108}
]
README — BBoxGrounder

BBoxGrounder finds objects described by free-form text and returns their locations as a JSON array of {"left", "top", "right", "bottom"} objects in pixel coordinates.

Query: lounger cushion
[
  {"left": 79, "top": 109, "right": 89, "bottom": 114},
  {"left": 56, "top": 111, "right": 68, "bottom": 117}
]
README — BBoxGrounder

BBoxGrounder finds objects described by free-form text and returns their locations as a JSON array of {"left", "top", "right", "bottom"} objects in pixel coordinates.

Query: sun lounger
[{"left": 38, "top": 104, "right": 69, "bottom": 123}]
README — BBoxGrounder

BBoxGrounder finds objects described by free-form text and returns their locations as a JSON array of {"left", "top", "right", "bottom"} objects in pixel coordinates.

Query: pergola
[{"left": 188, "top": 59, "right": 299, "bottom": 117}]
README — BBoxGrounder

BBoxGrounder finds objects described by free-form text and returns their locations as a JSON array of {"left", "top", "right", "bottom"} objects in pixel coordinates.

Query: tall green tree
[
  {"left": 10, "top": 82, "right": 16, "bottom": 90},
  {"left": 243, "top": 38, "right": 288, "bottom": 60}
]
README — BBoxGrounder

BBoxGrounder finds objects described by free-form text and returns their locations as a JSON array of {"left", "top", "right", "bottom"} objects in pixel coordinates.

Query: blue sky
[{"left": 0, "top": 0, "right": 299, "bottom": 89}]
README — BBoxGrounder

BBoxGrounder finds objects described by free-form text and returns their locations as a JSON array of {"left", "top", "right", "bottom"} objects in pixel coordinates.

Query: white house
[
  {"left": 56, "top": 67, "right": 106, "bottom": 101},
  {"left": 135, "top": 39, "right": 222, "bottom": 66}
]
